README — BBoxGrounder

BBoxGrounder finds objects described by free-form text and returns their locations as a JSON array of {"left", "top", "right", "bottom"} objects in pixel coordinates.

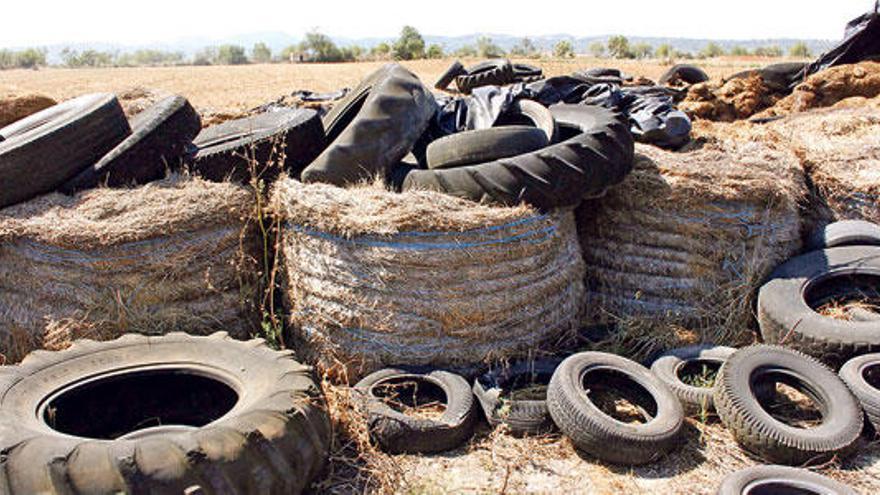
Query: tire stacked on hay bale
[
  {"left": 271, "top": 179, "right": 585, "bottom": 380},
  {"left": 0, "top": 176, "right": 260, "bottom": 363},
  {"left": 576, "top": 140, "right": 805, "bottom": 353}
]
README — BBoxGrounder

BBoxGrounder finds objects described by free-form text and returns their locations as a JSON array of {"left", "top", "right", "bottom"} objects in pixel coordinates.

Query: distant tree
[
  {"left": 393, "top": 25, "right": 426, "bottom": 60},
  {"left": 655, "top": 43, "right": 673, "bottom": 59},
  {"left": 60, "top": 48, "right": 112, "bottom": 68},
  {"left": 754, "top": 45, "right": 783, "bottom": 57},
  {"left": 15, "top": 47, "right": 47, "bottom": 68},
  {"left": 699, "top": 42, "right": 725, "bottom": 59},
  {"left": 729, "top": 45, "right": 750, "bottom": 56},
  {"left": 370, "top": 42, "right": 392, "bottom": 59},
  {"left": 607, "top": 35, "right": 632, "bottom": 59},
  {"left": 553, "top": 40, "right": 575, "bottom": 58},
  {"left": 588, "top": 41, "right": 606, "bottom": 58},
  {"left": 426, "top": 44, "right": 445, "bottom": 59},
  {"left": 632, "top": 43, "right": 653, "bottom": 59},
  {"left": 789, "top": 42, "right": 811, "bottom": 58},
  {"left": 0, "top": 49, "right": 14, "bottom": 69},
  {"left": 454, "top": 44, "right": 478, "bottom": 58},
  {"left": 477, "top": 36, "right": 505, "bottom": 58},
  {"left": 511, "top": 37, "right": 539, "bottom": 58},
  {"left": 251, "top": 42, "right": 272, "bottom": 63},
  {"left": 339, "top": 45, "right": 364, "bottom": 61},
  {"left": 216, "top": 44, "right": 248, "bottom": 65},
  {"left": 299, "top": 31, "right": 344, "bottom": 62},
  {"left": 193, "top": 47, "right": 217, "bottom": 65}
]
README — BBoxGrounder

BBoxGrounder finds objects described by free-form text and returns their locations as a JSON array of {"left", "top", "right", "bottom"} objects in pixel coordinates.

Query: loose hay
[
  {"left": 0, "top": 93, "right": 56, "bottom": 128},
  {"left": 679, "top": 74, "right": 780, "bottom": 122},
  {"left": 0, "top": 175, "right": 260, "bottom": 362},
  {"left": 272, "top": 179, "right": 585, "bottom": 380},
  {"left": 576, "top": 141, "right": 805, "bottom": 358}
]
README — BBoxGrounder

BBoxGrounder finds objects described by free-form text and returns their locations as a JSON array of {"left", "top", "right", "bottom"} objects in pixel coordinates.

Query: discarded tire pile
[
  {"left": 272, "top": 179, "right": 585, "bottom": 379},
  {"left": 576, "top": 140, "right": 805, "bottom": 352},
  {"left": 0, "top": 176, "right": 260, "bottom": 363}
]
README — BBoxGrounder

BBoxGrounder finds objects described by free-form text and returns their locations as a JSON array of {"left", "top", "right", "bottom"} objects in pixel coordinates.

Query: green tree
[
  {"left": 454, "top": 44, "right": 478, "bottom": 57},
  {"left": 193, "top": 47, "right": 217, "bottom": 65},
  {"left": 477, "top": 36, "right": 505, "bottom": 58},
  {"left": 553, "top": 40, "right": 575, "bottom": 58},
  {"left": 426, "top": 44, "right": 444, "bottom": 59},
  {"left": 251, "top": 42, "right": 272, "bottom": 63},
  {"left": 15, "top": 47, "right": 47, "bottom": 68},
  {"left": 511, "top": 37, "right": 539, "bottom": 58},
  {"left": 699, "top": 42, "right": 725, "bottom": 59},
  {"left": 339, "top": 45, "right": 362, "bottom": 62},
  {"left": 0, "top": 49, "right": 14, "bottom": 69},
  {"left": 588, "top": 41, "right": 606, "bottom": 58},
  {"left": 789, "top": 42, "right": 811, "bottom": 58},
  {"left": 754, "top": 45, "right": 783, "bottom": 57},
  {"left": 59, "top": 48, "right": 112, "bottom": 68},
  {"left": 370, "top": 42, "right": 392, "bottom": 59},
  {"left": 729, "top": 45, "right": 750, "bottom": 56},
  {"left": 632, "top": 43, "right": 653, "bottom": 59},
  {"left": 607, "top": 35, "right": 632, "bottom": 59},
  {"left": 655, "top": 44, "right": 673, "bottom": 59},
  {"left": 216, "top": 44, "right": 248, "bottom": 65},
  {"left": 299, "top": 31, "right": 344, "bottom": 62},
  {"left": 393, "top": 25, "right": 426, "bottom": 60}
]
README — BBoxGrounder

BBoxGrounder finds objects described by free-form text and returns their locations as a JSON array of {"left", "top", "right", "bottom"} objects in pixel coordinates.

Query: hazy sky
[{"left": 2, "top": 0, "right": 875, "bottom": 46}]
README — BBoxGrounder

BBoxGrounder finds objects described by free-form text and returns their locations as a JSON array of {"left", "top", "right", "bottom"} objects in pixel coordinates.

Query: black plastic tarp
[{"left": 797, "top": 4, "right": 880, "bottom": 87}]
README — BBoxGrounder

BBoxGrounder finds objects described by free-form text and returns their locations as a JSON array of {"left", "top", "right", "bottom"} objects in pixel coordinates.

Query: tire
[
  {"left": 455, "top": 59, "right": 516, "bottom": 94},
  {"left": 402, "top": 104, "right": 634, "bottom": 210},
  {"left": 0, "top": 332, "right": 331, "bottom": 495},
  {"left": 354, "top": 368, "right": 476, "bottom": 454},
  {"left": 546, "top": 352, "right": 684, "bottom": 465},
  {"left": 301, "top": 64, "right": 436, "bottom": 187},
  {"left": 472, "top": 359, "right": 561, "bottom": 436},
  {"left": 59, "top": 95, "right": 201, "bottom": 193},
  {"left": 650, "top": 344, "right": 736, "bottom": 415},
  {"left": 513, "top": 63, "right": 543, "bottom": 81},
  {"left": 758, "top": 246, "right": 880, "bottom": 363},
  {"left": 839, "top": 353, "right": 880, "bottom": 431},
  {"left": 0, "top": 93, "right": 130, "bottom": 208},
  {"left": 717, "top": 465, "right": 857, "bottom": 495},
  {"left": 658, "top": 64, "right": 710, "bottom": 86},
  {"left": 190, "top": 107, "right": 324, "bottom": 183},
  {"left": 425, "top": 99, "right": 555, "bottom": 170},
  {"left": 806, "top": 220, "right": 880, "bottom": 251},
  {"left": 713, "top": 345, "right": 863, "bottom": 465},
  {"left": 434, "top": 60, "right": 466, "bottom": 91}
]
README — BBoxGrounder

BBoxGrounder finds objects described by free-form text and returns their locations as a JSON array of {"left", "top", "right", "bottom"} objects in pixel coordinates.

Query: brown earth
[{"left": 0, "top": 93, "right": 55, "bottom": 128}]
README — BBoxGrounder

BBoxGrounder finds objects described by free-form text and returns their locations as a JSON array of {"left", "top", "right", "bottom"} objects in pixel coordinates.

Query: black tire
[
  {"left": 0, "top": 332, "right": 331, "bottom": 494},
  {"left": 472, "top": 359, "right": 561, "bottom": 436},
  {"left": 434, "top": 60, "right": 466, "bottom": 91},
  {"left": 0, "top": 93, "right": 130, "bottom": 208},
  {"left": 59, "top": 95, "right": 201, "bottom": 193},
  {"left": 513, "top": 63, "right": 543, "bottom": 81},
  {"left": 806, "top": 220, "right": 880, "bottom": 251},
  {"left": 455, "top": 59, "right": 516, "bottom": 94},
  {"left": 714, "top": 345, "right": 863, "bottom": 465},
  {"left": 650, "top": 344, "right": 736, "bottom": 415},
  {"left": 190, "top": 108, "right": 324, "bottom": 183},
  {"left": 402, "top": 104, "right": 634, "bottom": 210},
  {"left": 839, "top": 353, "right": 880, "bottom": 431},
  {"left": 301, "top": 64, "right": 436, "bottom": 187},
  {"left": 758, "top": 246, "right": 880, "bottom": 363},
  {"left": 546, "top": 352, "right": 684, "bottom": 465},
  {"left": 354, "top": 368, "right": 476, "bottom": 454},
  {"left": 425, "top": 99, "right": 555, "bottom": 169},
  {"left": 717, "top": 465, "right": 857, "bottom": 495},
  {"left": 658, "top": 64, "right": 710, "bottom": 86}
]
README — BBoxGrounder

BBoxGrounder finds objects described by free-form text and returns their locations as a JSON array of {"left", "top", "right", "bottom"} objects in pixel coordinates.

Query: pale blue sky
[{"left": 2, "top": 0, "right": 874, "bottom": 46}]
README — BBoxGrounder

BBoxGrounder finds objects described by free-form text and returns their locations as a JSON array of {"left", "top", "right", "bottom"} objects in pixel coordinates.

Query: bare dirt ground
[{"left": 0, "top": 57, "right": 802, "bottom": 115}]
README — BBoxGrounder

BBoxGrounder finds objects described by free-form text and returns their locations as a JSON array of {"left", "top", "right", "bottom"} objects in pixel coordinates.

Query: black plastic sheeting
[
  {"left": 429, "top": 73, "right": 692, "bottom": 150},
  {"left": 798, "top": 5, "right": 880, "bottom": 87}
]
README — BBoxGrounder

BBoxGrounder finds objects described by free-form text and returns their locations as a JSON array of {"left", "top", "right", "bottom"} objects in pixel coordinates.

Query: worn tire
[
  {"left": 758, "top": 246, "right": 880, "bottom": 363},
  {"left": 839, "top": 353, "right": 880, "bottom": 432},
  {"left": 651, "top": 344, "right": 736, "bottom": 415},
  {"left": 713, "top": 345, "right": 863, "bottom": 465},
  {"left": 547, "top": 352, "right": 684, "bottom": 465},
  {"left": 190, "top": 108, "right": 324, "bottom": 182},
  {"left": 0, "top": 332, "right": 331, "bottom": 495},
  {"left": 456, "top": 59, "right": 516, "bottom": 94},
  {"left": 354, "top": 368, "right": 476, "bottom": 454},
  {"left": 717, "top": 465, "right": 857, "bottom": 495},
  {"left": 59, "top": 95, "right": 201, "bottom": 193},
  {"left": 434, "top": 60, "right": 466, "bottom": 90},
  {"left": 0, "top": 93, "right": 130, "bottom": 208},
  {"left": 403, "top": 104, "right": 634, "bottom": 210},
  {"left": 806, "top": 220, "right": 880, "bottom": 251},
  {"left": 473, "top": 359, "right": 561, "bottom": 436},
  {"left": 658, "top": 64, "right": 710, "bottom": 86},
  {"left": 426, "top": 99, "right": 555, "bottom": 169},
  {"left": 302, "top": 64, "right": 436, "bottom": 186}
]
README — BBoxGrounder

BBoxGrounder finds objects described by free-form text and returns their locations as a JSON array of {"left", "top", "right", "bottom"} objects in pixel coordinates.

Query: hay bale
[
  {"left": 576, "top": 141, "right": 805, "bottom": 358},
  {"left": 679, "top": 74, "right": 780, "bottom": 122},
  {"left": 272, "top": 179, "right": 585, "bottom": 380},
  {"left": 0, "top": 176, "right": 260, "bottom": 363},
  {"left": 0, "top": 93, "right": 56, "bottom": 128},
  {"left": 756, "top": 62, "right": 880, "bottom": 119}
]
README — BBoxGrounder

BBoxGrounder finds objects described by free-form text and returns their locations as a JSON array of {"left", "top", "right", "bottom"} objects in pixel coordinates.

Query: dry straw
[
  {"left": 0, "top": 175, "right": 261, "bottom": 363},
  {"left": 271, "top": 179, "right": 585, "bottom": 380},
  {"left": 576, "top": 141, "right": 806, "bottom": 359}
]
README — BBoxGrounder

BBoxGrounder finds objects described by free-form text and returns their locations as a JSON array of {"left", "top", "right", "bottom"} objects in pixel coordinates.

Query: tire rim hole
[
  {"left": 805, "top": 273, "right": 880, "bottom": 321},
  {"left": 752, "top": 372, "right": 824, "bottom": 429},
  {"left": 372, "top": 377, "right": 447, "bottom": 420},
  {"left": 864, "top": 363, "right": 880, "bottom": 391},
  {"left": 676, "top": 359, "right": 721, "bottom": 388},
  {"left": 744, "top": 481, "right": 823, "bottom": 495},
  {"left": 582, "top": 369, "right": 657, "bottom": 425},
  {"left": 42, "top": 369, "right": 238, "bottom": 440}
]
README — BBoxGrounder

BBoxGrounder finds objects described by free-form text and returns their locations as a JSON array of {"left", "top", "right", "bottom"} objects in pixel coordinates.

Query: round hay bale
[
  {"left": 271, "top": 179, "right": 585, "bottom": 380},
  {"left": 576, "top": 141, "right": 805, "bottom": 359},
  {"left": 0, "top": 175, "right": 260, "bottom": 363}
]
